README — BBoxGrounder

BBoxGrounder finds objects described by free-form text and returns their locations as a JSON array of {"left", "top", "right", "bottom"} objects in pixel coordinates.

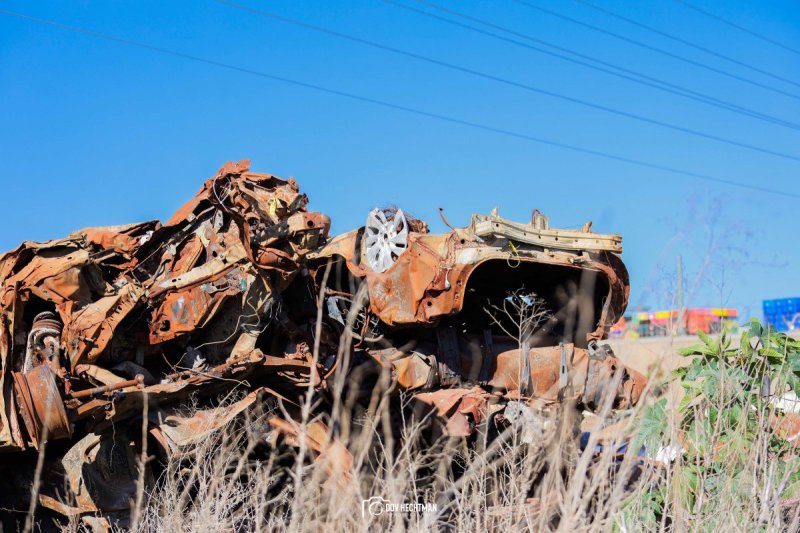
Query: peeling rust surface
[{"left": 0, "top": 160, "right": 647, "bottom": 519}]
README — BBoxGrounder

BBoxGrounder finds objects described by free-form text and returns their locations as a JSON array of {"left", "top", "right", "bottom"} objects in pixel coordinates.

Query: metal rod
[{"left": 68, "top": 374, "right": 144, "bottom": 399}]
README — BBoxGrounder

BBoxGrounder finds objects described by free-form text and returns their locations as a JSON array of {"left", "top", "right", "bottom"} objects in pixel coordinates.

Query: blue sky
[{"left": 1, "top": 0, "right": 798, "bottom": 320}]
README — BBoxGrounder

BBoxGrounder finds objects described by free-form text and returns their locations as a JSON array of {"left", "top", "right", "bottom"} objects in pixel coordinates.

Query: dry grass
[
  {"left": 121, "top": 362, "right": 800, "bottom": 533},
  {"left": 14, "top": 295, "right": 795, "bottom": 532}
]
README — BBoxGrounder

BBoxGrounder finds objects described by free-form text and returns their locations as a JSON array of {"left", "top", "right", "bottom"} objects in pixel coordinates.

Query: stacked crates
[
  {"left": 625, "top": 308, "right": 738, "bottom": 336},
  {"left": 763, "top": 298, "right": 800, "bottom": 332}
]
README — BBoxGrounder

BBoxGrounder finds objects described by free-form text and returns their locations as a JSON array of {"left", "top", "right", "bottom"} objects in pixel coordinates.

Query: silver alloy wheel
[{"left": 364, "top": 208, "right": 409, "bottom": 273}]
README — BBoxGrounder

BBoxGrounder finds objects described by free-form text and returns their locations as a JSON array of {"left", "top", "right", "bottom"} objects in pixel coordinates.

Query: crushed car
[{"left": 0, "top": 160, "right": 646, "bottom": 520}]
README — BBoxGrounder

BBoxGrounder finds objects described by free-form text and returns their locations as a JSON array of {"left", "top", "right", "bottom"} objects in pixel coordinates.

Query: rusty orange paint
[{"left": 0, "top": 159, "right": 651, "bottom": 520}]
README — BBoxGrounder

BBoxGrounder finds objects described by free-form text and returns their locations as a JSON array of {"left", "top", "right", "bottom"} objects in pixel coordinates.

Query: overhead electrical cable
[
  {"left": 575, "top": 0, "right": 800, "bottom": 88},
  {"left": 385, "top": 0, "right": 800, "bottom": 131},
  {"left": 1, "top": 8, "right": 798, "bottom": 200},
  {"left": 513, "top": 0, "right": 800, "bottom": 101},
  {"left": 213, "top": 0, "right": 800, "bottom": 162},
  {"left": 675, "top": 0, "right": 800, "bottom": 57}
]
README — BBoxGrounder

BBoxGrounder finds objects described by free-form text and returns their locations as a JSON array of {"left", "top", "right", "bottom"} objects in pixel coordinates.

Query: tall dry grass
[
  {"left": 14, "top": 284, "right": 794, "bottom": 532},
  {"left": 125, "top": 354, "right": 800, "bottom": 533}
]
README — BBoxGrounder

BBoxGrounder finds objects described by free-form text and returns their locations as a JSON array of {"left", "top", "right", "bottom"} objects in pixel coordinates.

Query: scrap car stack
[{"left": 0, "top": 161, "right": 645, "bottom": 520}]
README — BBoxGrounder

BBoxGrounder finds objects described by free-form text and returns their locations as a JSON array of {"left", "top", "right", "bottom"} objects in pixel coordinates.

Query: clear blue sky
[{"left": 1, "top": 0, "right": 798, "bottom": 320}]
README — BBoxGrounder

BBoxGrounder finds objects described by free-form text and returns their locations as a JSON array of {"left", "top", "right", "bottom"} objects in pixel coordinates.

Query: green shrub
[{"left": 628, "top": 320, "right": 800, "bottom": 529}]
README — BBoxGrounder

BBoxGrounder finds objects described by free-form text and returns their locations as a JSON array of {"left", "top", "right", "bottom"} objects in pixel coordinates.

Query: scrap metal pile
[{"left": 0, "top": 161, "right": 646, "bottom": 519}]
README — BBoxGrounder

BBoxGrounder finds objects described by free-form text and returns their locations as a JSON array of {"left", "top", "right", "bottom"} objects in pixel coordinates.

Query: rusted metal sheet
[
  {"left": 0, "top": 160, "right": 329, "bottom": 449},
  {"left": 42, "top": 430, "right": 144, "bottom": 515},
  {"left": 153, "top": 389, "right": 261, "bottom": 451},
  {"left": 0, "top": 159, "right": 646, "bottom": 521},
  {"left": 407, "top": 341, "right": 645, "bottom": 435},
  {"left": 413, "top": 386, "right": 491, "bottom": 437},
  {"left": 311, "top": 209, "right": 629, "bottom": 342},
  {"left": 11, "top": 365, "right": 71, "bottom": 447}
]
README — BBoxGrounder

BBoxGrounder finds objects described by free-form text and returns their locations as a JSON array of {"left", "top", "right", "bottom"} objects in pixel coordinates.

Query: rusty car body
[{"left": 0, "top": 160, "right": 645, "bottom": 519}]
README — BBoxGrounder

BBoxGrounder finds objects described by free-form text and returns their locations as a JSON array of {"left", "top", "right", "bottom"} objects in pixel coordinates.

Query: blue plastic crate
[
  {"left": 762, "top": 298, "right": 800, "bottom": 322},
  {"left": 764, "top": 313, "right": 784, "bottom": 329}
]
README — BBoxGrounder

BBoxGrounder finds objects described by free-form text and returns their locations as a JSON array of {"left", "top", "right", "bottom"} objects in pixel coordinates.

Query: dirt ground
[
  {"left": 607, "top": 335, "right": 707, "bottom": 376},
  {"left": 608, "top": 331, "right": 799, "bottom": 375},
  {"left": 607, "top": 330, "right": 800, "bottom": 408}
]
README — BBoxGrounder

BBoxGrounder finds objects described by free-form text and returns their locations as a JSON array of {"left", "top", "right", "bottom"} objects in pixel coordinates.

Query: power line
[
  {"left": 575, "top": 0, "right": 800, "bottom": 88},
  {"left": 1, "top": 8, "right": 798, "bottom": 201},
  {"left": 514, "top": 0, "right": 800, "bottom": 102},
  {"left": 214, "top": 0, "right": 800, "bottom": 163},
  {"left": 388, "top": 0, "right": 800, "bottom": 132},
  {"left": 676, "top": 0, "right": 800, "bottom": 57}
]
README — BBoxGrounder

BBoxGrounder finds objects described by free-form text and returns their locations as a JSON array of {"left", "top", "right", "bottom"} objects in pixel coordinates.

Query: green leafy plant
[{"left": 629, "top": 320, "right": 800, "bottom": 529}]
